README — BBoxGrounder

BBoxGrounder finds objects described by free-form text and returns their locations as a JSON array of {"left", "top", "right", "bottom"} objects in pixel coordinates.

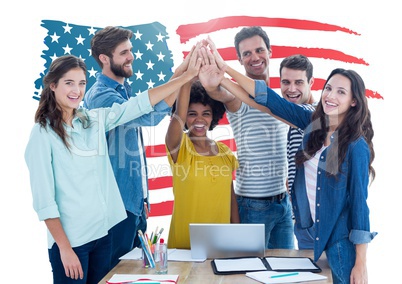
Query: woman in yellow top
[{"left": 165, "top": 48, "right": 239, "bottom": 249}]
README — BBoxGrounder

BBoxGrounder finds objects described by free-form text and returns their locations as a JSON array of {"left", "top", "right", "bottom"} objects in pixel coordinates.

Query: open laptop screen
[{"left": 189, "top": 223, "right": 265, "bottom": 259}]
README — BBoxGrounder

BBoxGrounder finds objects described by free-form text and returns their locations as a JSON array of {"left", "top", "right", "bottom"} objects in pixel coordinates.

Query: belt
[{"left": 240, "top": 192, "right": 286, "bottom": 202}]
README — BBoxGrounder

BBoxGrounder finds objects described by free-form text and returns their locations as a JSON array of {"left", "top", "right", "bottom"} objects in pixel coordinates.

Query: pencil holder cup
[{"left": 141, "top": 245, "right": 154, "bottom": 268}]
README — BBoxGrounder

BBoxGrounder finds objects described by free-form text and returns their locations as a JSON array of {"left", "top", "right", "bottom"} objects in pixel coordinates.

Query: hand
[
  {"left": 174, "top": 45, "right": 196, "bottom": 77},
  {"left": 60, "top": 247, "right": 84, "bottom": 280},
  {"left": 204, "top": 36, "right": 227, "bottom": 70},
  {"left": 144, "top": 202, "right": 149, "bottom": 219},
  {"left": 183, "top": 42, "right": 202, "bottom": 80},
  {"left": 350, "top": 263, "right": 368, "bottom": 284},
  {"left": 198, "top": 45, "right": 225, "bottom": 92}
]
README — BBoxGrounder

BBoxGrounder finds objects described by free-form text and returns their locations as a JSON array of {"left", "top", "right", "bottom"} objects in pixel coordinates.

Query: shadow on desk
[{"left": 99, "top": 249, "right": 332, "bottom": 284}]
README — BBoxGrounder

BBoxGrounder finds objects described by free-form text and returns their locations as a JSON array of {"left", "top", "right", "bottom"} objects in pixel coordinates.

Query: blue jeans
[
  {"left": 325, "top": 238, "right": 356, "bottom": 284},
  {"left": 237, "top": 193, "right": 295, "bottom": 249},
  {"left": 110, "top": 209, "right": 147, "bottom": 267},
  {"left": 48, "top": 233, "right": 112, "bottom": 284}
]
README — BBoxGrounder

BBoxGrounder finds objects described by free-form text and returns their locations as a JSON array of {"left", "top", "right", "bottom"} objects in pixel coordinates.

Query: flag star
[
  {"left": 146, "top": 79, "right": 155, "bottom": 89},
  {"left": 126, "top": 78, "right": 133, "bottom": 86},
  {"left": 62, "top": 44, "right": 73, "bottom": 54},
  {"left": 88, "top": 67, "right": 97, "bottom": 78},
  {"left": 156, "top": 32, "right": 165, "bottom": 42},
  {"left": 145, "top": 41, "right": 154, "bottom": 50},
  {"left": 134, "top": 50, "right": 143, "bottom": 60},
  {"left": 146, "top": 60, "right": 155, "bottom": 70},
  {"left": 157, "top": 71, "right": 166, "bottom": 81},
  {"left": 87, "top": 26, "right": 97, "bottom": 35},
  {"left": 50, "top": 53, "right": 58, "bottom": 61},
  {"left": 50, "top": 32, "right": 60, "bottom": 43},
  {"left": 63, "top": 23, "right": 73, "bottom": 34},
  {"left": 135, "top": 90, "right": 143, "bottom": 96},
  {"left": 87, "top": 48, "right": 92, "bottom": 56},
  {"left": 75, "top": 34, "right": 85, "bottom": 45},
  {"left": 79, "top": 55, "right": 86, "bottom": 61},
  {"left": 156, "top": 51, "right": 165, "bottom": 61},
  {"left": 134, "top": 30, "right": 142, "bottom": 40},
  {"left": 135, "top": 70, "right": 144, "bottom": 80}
]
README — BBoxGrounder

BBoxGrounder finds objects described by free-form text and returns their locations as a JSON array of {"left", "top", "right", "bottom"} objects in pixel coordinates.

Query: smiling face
[
  {"left": 280, "top": 67, "right": 313, "bottom": 105},
  {"left": 186, "top": 103, "right": 213, "bottom": 137},
  {"left": 50, "top": 67, "right": 86, "bottom": 122},
  {"left": 238, "top": 35, "right": 271, "bottom": 80},
  {"left": 103, "top": 39, "right": 134, "bottom": 81},
  {"left": 321, "top": 74, "right": 356, "bottom": 124}
]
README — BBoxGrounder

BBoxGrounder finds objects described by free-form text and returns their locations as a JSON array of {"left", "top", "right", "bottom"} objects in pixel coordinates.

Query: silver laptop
[{"left": 189, "top": 223, "right": 265, "bottom": 259}]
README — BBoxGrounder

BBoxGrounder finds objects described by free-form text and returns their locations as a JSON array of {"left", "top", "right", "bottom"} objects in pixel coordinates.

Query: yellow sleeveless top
[{"left": 166, "top": 133, "right": 238, "bottom": 249}]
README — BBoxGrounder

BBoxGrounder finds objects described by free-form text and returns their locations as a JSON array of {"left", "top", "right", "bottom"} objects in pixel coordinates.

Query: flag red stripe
[
  {"left": 149, "top": 200, "right": 174, "bottom": 217},
  {"left": 176, "top": 16, "right": 359, "bottom": 43},
  {"left": 148, "top": 176, "right": 172, "bottom": 190}
]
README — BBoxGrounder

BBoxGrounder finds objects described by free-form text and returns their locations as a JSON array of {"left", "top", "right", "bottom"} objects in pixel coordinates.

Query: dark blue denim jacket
[
  {"left": 254, "top": 80, "right": 377, "bottom": 261},
  {"left": 83, "top": 73, "right": 171, "bottom": 215}
]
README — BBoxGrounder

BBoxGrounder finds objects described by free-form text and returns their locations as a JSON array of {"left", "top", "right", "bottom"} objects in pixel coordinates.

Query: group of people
[{"left": 24, "top": 25, "right": 377, "bottom": 284}]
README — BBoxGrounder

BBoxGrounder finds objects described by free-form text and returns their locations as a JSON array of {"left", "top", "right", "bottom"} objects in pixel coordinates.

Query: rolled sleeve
[
  {"left": 37, "top": 204, "right": 60, "bottom": 221},
  {"left": 254, "top": 80, "right": 268, "bottom": 96},
  {"left": 349, "top": 229, "right": 378, "bottom": 244}
]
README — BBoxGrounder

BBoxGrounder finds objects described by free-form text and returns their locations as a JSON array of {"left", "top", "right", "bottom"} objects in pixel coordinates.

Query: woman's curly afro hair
[{"left": 171, "top": 80, "right": 226, "bottom": 131}]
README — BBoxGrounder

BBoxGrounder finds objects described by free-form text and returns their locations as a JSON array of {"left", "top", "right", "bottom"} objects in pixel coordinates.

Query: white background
[{"left": 1, "top": 0, "right": 400, "bottom": 282}]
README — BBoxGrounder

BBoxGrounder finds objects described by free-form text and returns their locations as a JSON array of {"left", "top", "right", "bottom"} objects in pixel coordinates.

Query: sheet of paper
[
  {"left": 246, "top": 271, "right": 327, "bottom": 284},
  {"left": 106, "top": 274, "right": 179, "bottom": 284},
  {"left": 214, "top": 257, "right": 267, "bottom": 272},
  {"left": 168, "top": 249, "right": 206, "bottom": 262},
  {"left": 265, "top": 257, "right": 317, "bottom": 270},
  {"left": 119, "top": 247, "right": 142, "bottom": 260}
]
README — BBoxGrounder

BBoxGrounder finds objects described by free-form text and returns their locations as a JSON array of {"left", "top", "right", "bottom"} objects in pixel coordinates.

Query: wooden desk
[{"left": 99, "top": 249, "right": 332, "bottom": 283}]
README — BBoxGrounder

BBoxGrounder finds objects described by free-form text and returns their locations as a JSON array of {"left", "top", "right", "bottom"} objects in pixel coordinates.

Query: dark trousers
[
  {"left": 109, "top": 209, "right": 147, "bottom": 267},
  {"left": 48, "top": 233, "right": 112, "bottom": 284}
]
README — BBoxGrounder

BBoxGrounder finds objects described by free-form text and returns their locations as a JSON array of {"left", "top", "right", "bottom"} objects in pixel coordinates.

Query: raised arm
[
  {"left": 163, "top": 45, "right": 198, "bottom": 107},
  {"left": 148, "top": 43, "right": 202, "bottom": 106},
  {"left": 198, "top": 38, "right": 241, "bottom": 112},
  {"left": 219, "top": 77, "right": 296, "bottom": 127},
  {"left": 165, "top": 81, "right": 191, "bottom": 163},
  {"left": 203, "top": 37, "right": 256, "bottom": 97},
  {"left": 200, "top": 40, "right": 296, "bottom": 128}
]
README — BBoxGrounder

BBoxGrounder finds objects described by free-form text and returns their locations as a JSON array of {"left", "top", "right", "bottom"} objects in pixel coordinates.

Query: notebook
[{"left": 189, "top": 223, "right": 265, "bottom": 259}]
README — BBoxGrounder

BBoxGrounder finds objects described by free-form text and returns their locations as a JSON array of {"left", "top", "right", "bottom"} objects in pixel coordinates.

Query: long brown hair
[
  {"left": 34, "top": 55, "right": 87, "bottom": 149},
  {"left": 295, "top": 68, "right": 375, "bottom": 180}
]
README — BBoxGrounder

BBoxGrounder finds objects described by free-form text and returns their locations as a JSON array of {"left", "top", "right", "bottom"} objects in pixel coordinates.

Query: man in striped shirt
[
  {"left": 202, "top": 27, "right": 294, "bottom": 249},
  {"left": 279, "top": 54, "right": 316, "bottom": 249}
]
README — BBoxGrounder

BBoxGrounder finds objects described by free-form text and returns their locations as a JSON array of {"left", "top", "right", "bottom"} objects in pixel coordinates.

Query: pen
[
  {"left": 152, "top": 226, "right": 159, "bottom": 244},
  {"left": 270, "top": 272, "right": 299, "bottom": 278},
  {"left": 155, "top": 227, "right": 164, "bottom": 243}
]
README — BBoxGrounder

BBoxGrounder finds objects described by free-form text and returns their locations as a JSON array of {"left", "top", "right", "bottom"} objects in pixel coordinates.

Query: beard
[{"left": 110, "top": 58, "right": 133, "bottom": 78}]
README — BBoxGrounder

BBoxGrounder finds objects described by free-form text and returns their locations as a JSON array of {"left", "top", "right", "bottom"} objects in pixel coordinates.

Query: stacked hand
[{"left": 176, "top": 37, "right": 227, "bottom": 89}]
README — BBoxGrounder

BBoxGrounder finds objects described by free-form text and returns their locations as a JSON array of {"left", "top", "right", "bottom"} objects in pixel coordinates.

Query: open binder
[{"left": 211, "top": 256, "right": 322, "bottom": 275}]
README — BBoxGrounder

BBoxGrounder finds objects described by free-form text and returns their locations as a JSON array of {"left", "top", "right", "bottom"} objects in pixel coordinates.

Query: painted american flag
[{"left": 34, "top": 16, "right": 383, "bottom": 224}]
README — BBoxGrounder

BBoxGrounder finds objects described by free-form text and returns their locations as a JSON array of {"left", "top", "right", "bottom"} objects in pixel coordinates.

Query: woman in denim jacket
[{"left": 203, "top": 45, "right": 377, "bottom": 284}]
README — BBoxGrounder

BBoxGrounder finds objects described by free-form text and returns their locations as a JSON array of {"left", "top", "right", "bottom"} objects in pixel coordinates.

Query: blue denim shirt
[
  {"left": 254, "top": 80, "right": 377, "bottom": 261},
  {"left": 83, "top": 73, "right": 171, "bottom": 215}
]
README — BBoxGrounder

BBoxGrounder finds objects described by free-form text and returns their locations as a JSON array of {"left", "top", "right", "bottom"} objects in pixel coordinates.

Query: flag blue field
[{"left": 33, "top": 20, "right": 174, "bottom": 101}]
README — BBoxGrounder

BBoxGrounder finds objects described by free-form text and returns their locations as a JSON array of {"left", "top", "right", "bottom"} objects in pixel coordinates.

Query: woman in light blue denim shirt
[{"left": 202, "top": 45, "right": 377, "bottom": 284}]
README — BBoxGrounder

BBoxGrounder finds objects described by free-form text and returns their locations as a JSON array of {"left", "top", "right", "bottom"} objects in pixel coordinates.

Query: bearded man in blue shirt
[{"left": 84, "top": 26, "right": 177, "bottom": 267}]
